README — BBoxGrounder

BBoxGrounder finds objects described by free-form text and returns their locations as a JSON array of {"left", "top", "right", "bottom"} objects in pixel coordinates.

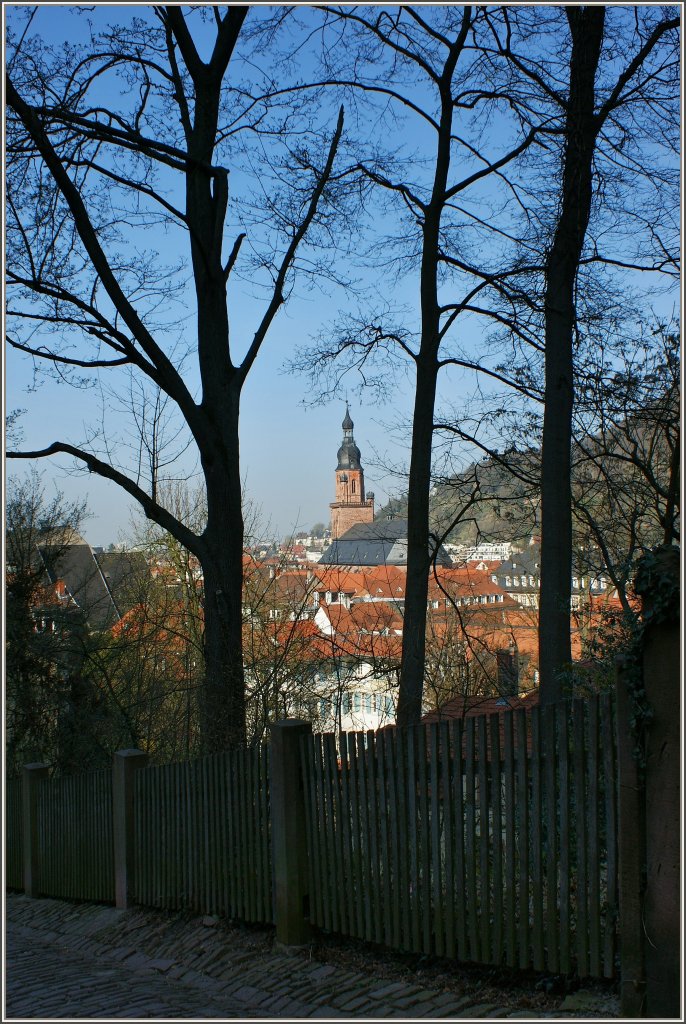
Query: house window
[
  {"left": 343, "top": 693, "right": 351, "bottom": 714},
  {"left": 600, "top": 577, "right": 607, "bottom": 590},
  {"left": 505, "top": 576, "right": 511, "bottom": 586},
  {"left": 351, "top": 479, "right": 356, "bottom": 494},
  {"left": 385, "top": 696, "right": 394, "bottom": 716},
  {"left": 354, "top": 694, "right": 361, "bottom": 712},
  {"left": 319, "top": 699, "right": 327, "bottom": 719},
  {"left": 365, "top": 694, "right": 372, "bottom": 713}
]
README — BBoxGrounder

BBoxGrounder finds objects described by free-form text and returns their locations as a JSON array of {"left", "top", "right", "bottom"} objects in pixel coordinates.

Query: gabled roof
[
  {"left": 38, "top": 540, "right": 119, "bottom": 630},
  {"left": 319, "top": 518, "right": 452, "bottom": 567}
]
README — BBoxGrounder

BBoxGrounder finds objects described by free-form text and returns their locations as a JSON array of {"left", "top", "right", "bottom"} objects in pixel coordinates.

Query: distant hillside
[{"left": 378, "top": 453, "right": 540, "bottom": 548}]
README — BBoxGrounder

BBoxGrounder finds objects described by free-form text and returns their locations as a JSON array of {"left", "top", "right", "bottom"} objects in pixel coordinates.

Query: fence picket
[
  {"left": 440, "top": 721, "right": 455, "bottom": 960},
  {"left": 376, "top": 731, "right": 392, "bottom": 946},
  {"left": 601, "top": 693, "right": 618, "bottom": 978},
  {"left": 531, "top": 708, "right": 544, "bottom": 970},
  {"left": 417, "top": 725, "right": 432, "bottom": 955},
  {"left": 477, "top": 715, "right": 491, "bottom": 963},
  {"left": 348, "top": 732, "right": 363, "bottom": 938},
  {"left": 544, "top": 704, "right": 559, "bottom": 973},
  {"left": 451, "top": 720, "right": 467, "bottom": 961},
  {"left": 406, "top": 726, "right": 421, "bottom": 953},
  {"left": 503, "top": 711, "right": 516, "bottom": 968},
  {"left": 396, "top": 729, "right": 413, "bottom": 950},
  {"left": 366, "top": 733, "right": 382, "bottom": 945},
  {"left": 338, "top": 733, "right": 354, "bottom": 935},
  {"left": 430, "top": 723, "right": 443, "bottom": 958},
  {"left": 558, "top": 707, "right": 571, "bottom": 974},
  {"left": 516, "top": 709, "right": 529, "bottom": 970},
  {"left": 574, "top": 699, "right": 589, "bottom": 976},
  {"left": 323, "top": 733, "right": 341, "bottom": 934},
  {"left": 356, "top": 732, "right": 372, "bottom": 941},
  {"left": 384, "top": 729, "right": 401, "bottom": 949},
  {"left": 587, "top": 696, "right": 601, "bottom": 976},
  {"left": 465, "top": 717, "right": 479, "bottom": 962},
  {"left": 490, "top": 714, "right": 503, "bottom": 965}
]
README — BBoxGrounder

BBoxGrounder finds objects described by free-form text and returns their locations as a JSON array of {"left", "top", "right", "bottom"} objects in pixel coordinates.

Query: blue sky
[
  {"left": 4, "top": 4, "right": 421, "bottom": 545},
  {"left": 5, "top": 5, "right": 679, "bottom": 547}
]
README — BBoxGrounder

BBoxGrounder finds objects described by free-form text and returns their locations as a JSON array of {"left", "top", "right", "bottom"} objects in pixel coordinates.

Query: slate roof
[
  {"left": 37, "top": 541, "right": 147, "bottom": 630},
  {"left": 320, "top": 518, "right": 453, "bottom": 568},
  {"left": 95, "top": 550, "right": 148, "bottom": 618}
]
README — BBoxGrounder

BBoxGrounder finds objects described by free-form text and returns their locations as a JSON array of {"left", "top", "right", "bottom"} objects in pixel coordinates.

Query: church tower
[{"left": 330, "top": 405, "right": 375, "bottom": 539}]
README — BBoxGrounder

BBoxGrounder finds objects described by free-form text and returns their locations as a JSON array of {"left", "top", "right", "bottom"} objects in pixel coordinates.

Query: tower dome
[{"left": 336, "top": 403, "right": 361, "bottom": 470}]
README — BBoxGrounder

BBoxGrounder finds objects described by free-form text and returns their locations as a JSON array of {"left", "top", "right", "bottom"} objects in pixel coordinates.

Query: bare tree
[
  {"left": 294, "top": 6, "right": 544, "bottom": 724},
  {"left": 310, "top": 5, "right": 679, "bottom": 710},
  {"left": 6, "top": 6, "right": 347, "bottom": 749},
  {"left": 484, "top": 6, "right": 679, "bottom": 702}
]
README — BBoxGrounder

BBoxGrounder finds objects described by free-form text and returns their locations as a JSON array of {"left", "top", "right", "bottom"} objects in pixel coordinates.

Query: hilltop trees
[{"left": 6, "top": 6, "right": 348, "bottom": 750}]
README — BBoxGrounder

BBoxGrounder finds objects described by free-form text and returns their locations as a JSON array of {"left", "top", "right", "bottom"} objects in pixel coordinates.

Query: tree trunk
[
  {"left": 397, "top": 355, "right": 439, "bottom": 726},
  {"left": 200, "top": 414, "right": 247, "bottom": 750},
  {"left": 395, "top": 29, "right": 466, "bottom": 725},
  {"left": 538, "top": 7, "right": 604, "bottom": 705}
]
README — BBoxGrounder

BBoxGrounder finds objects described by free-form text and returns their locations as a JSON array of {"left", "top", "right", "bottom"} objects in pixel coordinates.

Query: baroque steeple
[{"left": 330, "top": 405, "right": 375, "bottom": 539}]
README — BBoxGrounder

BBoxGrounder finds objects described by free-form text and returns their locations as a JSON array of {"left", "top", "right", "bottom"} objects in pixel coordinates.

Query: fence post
[
  {"left": 635, "top": 547, "right": 680, "bottom": 1020},
  {"left": 22, "top": 762, "right": 49, "bottom": 897},
  {"left": 270, "top": 719, "right": 312, "bottom": 946},
  {"left": 615, "top": 656, "right": 645, "bottom": 1018},
  {"left": 113, "top": 748, "right": 148, "bottom": 910}
]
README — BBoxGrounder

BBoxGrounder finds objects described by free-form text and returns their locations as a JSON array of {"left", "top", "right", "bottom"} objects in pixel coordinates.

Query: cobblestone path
[{"left": 5, "top": 894, "right": 618, "bottom": 1019}]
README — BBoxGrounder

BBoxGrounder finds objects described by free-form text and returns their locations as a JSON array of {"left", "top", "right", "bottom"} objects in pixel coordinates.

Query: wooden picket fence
[
  {"left": 36, "top": 770, "right": 115, "bottom": 903},
  {"left": 133, "top": 745, "right": 273, "bottom": 923},
  {"left": 7, "top": 696, "right": 618, "bottom": 979},
  {"left": 5, "top": 778, "right": 23, "bottom": 890},
  {"left": 300, "top": 694, "right": 618, "bottom": 977}
]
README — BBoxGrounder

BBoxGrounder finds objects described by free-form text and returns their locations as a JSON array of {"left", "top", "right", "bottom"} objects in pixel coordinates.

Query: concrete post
[
  {"left": 270, "top": 719, "right": 312, "bottom": 946},
  {"left": 113, "top": 748, "right": 148, "bottom": 909},
  {"left": 22, "top": 762, "right": 49, "bottom": 897},
  {"left": 635, "top": 546, "right": 680, "bottom": 1020}
]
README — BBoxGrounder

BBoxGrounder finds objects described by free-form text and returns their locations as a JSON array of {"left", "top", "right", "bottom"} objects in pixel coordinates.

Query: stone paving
[{"left": 5, "top": 894, "right": 619, "bottom": 1019}]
